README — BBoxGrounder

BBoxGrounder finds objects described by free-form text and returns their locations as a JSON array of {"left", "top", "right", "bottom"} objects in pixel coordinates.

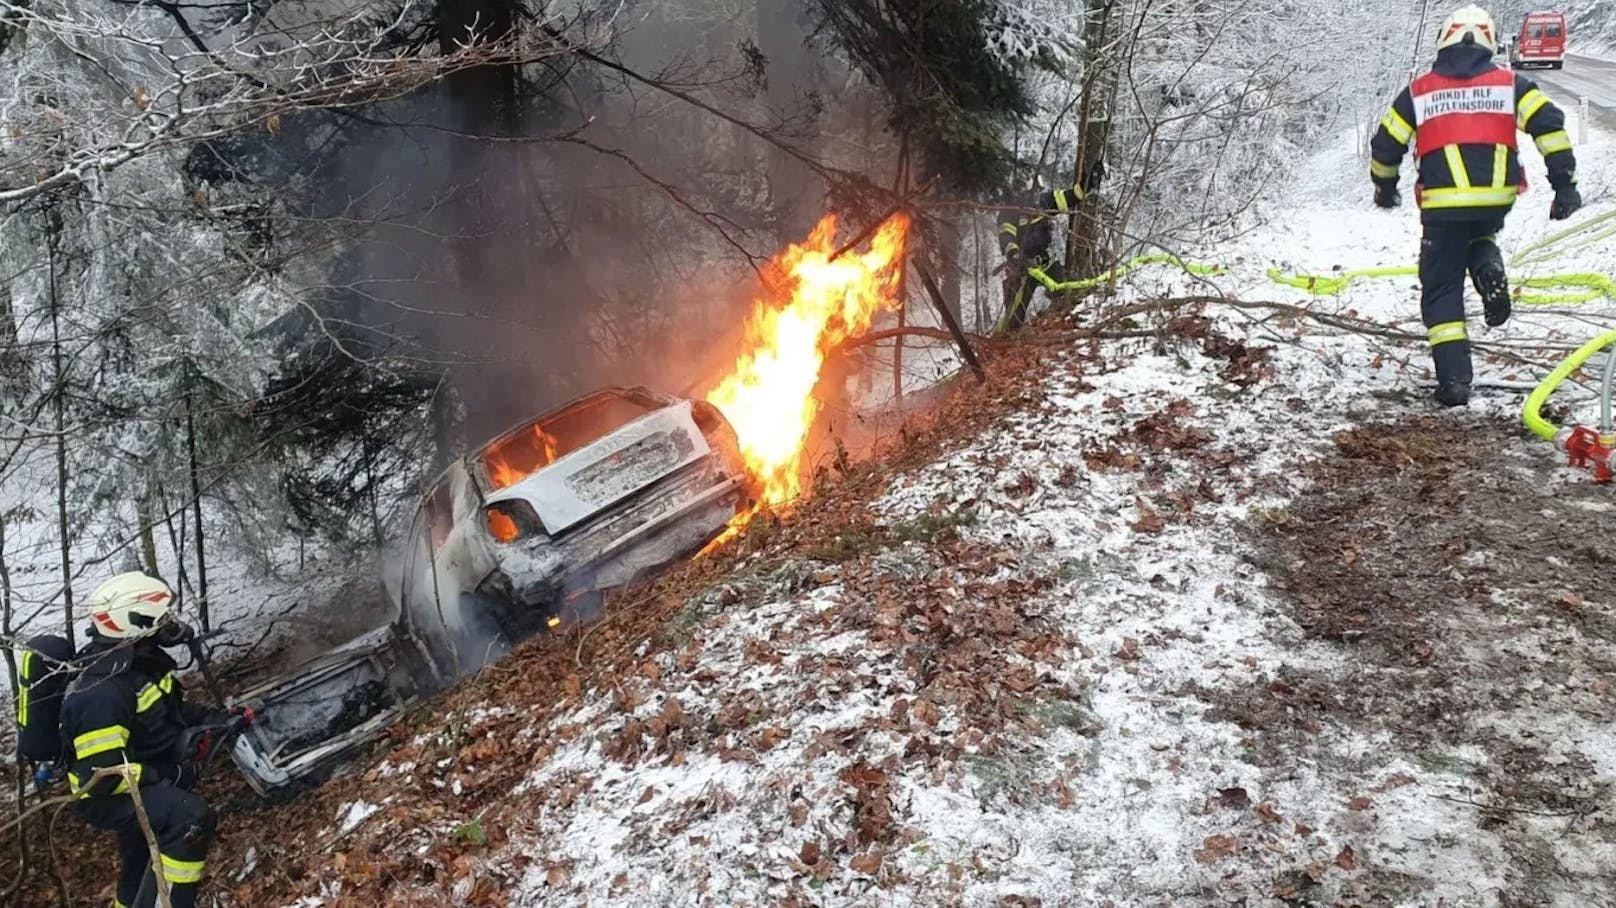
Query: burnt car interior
[{"left": 480, "top": 388, "right": 666, "bottom": 491}]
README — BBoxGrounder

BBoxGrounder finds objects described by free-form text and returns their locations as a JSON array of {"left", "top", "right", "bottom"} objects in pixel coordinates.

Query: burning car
[{"left": 228, "top": 386, "right": 756, "bottom": 794}]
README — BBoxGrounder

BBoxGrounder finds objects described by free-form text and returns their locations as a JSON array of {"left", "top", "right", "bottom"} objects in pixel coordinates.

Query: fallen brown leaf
[
  {"left": 850, "top": 852, "right": 883, "bottom": 875},
  {"left": 1335, "top": 844, "right": 1358, "bottom": 870},
  {"left": 1193, "top": 834, "right": 1238, "bottom": 864}
]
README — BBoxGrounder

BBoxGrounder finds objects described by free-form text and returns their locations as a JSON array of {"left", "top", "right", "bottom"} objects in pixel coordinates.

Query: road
[{"left": 1531, "top": 54, "right": 1616, "bottom": 129}]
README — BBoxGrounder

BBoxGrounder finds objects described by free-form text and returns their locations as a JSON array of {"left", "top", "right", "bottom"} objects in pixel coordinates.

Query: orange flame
[
  {"left": 484, "top": 424, "right": 561, "bottom": 490},
  {"left": 705, "top": 212, "right": 910, "bottom": 509}
]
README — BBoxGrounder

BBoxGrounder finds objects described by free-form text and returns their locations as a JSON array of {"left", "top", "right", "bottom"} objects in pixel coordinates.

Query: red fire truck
[{"left": 1509, "top": 10, "right": 1567, "bottom": 69}]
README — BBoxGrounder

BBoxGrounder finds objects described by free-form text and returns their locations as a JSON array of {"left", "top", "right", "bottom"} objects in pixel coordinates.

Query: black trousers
[
  {"left": 1000, "top": 259, "right": 1066, "bottom": 333},
  {"left": 75, "top": 783, "right": 214, "bottom": 908},
  {"left": 1418, "top": 215, "right": 1506, "bottom": 385}
]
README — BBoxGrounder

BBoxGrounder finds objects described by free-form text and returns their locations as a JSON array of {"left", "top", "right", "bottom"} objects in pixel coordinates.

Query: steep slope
[{"left": 20, "top": 72, "right": 1616, "bottom": 908}]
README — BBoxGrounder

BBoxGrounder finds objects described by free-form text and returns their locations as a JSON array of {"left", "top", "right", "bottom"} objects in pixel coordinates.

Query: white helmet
[
  {"left": 86, "top": 572, "right": 174, "bottom": 639},
  {"left": 1437, "top": 5, "right": 1498, "bottom": 54}
]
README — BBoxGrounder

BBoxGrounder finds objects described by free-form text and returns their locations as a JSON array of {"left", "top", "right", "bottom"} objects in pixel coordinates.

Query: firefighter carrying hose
[
  {"left": 996, "top": 158, "right": 1105, "bottom": 333},
  {"left": 1370, "top": 4, "right": 1582, "bottom": 407},
  {"left": 58, "top": 572, "right": 251, "bottom": 908}
]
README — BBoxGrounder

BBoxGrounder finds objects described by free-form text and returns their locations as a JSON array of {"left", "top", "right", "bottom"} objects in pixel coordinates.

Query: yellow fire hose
[
  {"left": 1266, "top": 266, "right": 1615, "bottom": 305},
  {"left": 1522, "top": 330, "right": 1616, "bottom": 441},
  {"left": 1026, "top": 254, "right": 1225, "bottom": 293}
]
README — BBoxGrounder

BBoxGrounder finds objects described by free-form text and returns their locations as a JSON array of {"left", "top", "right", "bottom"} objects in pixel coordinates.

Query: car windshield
[{"left": 478, "top": 390, "right": 661, "bottom": 491}]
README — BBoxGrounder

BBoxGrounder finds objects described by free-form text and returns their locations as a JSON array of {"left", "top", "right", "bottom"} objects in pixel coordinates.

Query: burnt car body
[{"left": 229, "top": 387, "right": 754, "bottom": 794}]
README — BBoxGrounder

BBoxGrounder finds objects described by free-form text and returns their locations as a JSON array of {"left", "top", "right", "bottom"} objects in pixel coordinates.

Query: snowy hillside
[
  {"left": 7, "top": 3, "right": 1616, "bottom": 907},
  {"left": 154, "top": 99, "right": 1616, "bottom": 908},
  {"left": 1567, "top": 1, "right": 1616, "bottom": 55}
]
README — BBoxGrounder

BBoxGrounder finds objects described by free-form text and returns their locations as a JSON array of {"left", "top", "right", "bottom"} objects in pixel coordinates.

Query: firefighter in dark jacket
[
  {"left": 59, "top": 572, "right": 233, "bottom": 908},
  {"left": 996, "top": 163, "right": 1102, "bottom": 333},
  {"left": 1370, "top": 4, "right": 1581, "bottom": 407}
]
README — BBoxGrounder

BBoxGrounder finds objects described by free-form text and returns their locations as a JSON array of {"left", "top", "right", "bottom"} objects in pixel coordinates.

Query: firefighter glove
[
  {"left": 1550, "top": 184, "right": 1582, "bottom": 221},
  {"left": 153, "top": 619, "right": 197, "bottom": 648},
  {"left": 1373, "top": 184, "right": 1401, "bottom": 209},
  {"left": 165, "top": 761, "right": 200, "bottom": 791}
]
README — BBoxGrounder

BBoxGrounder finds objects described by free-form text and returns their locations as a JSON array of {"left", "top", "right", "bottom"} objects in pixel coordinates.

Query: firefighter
[
  {"left": 58, "top": 572, "right": 240, "bottom": 908},
  {"left": 1370, "top": 4, "right": 1581, "bottom": 407},
  {"left": 996, "top": 159, "right": 1105, "bottom": 333}
]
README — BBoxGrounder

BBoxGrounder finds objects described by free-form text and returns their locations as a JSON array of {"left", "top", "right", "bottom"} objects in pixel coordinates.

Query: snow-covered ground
[{"left": 267, "top": 106, "right": 1616, "bottom": 907}]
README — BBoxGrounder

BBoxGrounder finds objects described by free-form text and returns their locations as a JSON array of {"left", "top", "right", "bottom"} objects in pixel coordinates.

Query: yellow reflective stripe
[
  {"left": 1053, "top": 187, "right": 1084, "bottom": 212},
  {"left": 1370, "top": 159, "right": 1400, "bottom": 179},
  {"left": 136, "top": 684, "right": 162, "bottom": 713},
  {"left": 1382, "top": 109, "right": 1414, "bottom": 144},
  {"left": 109, "top": 764, "right": 140, "bottom": 795},
  {"left": 159, "top": 853, "right": 205, "bottom": 886},
  {"left": 1428, "top": 321, "right": 1469, "bottom": 346},
  {"left": 15, "top": 651, "right": 30, "bottom": 725},
  {"left": 1517, "top": 88, "right": 1550, "bottom": 128},
  {"left": 1492, "top": 145, "right": 1507, "bottom": 189},
  {"left": 136, "top": 672, "right": 177, "bottom": 713},
  {"left": 1445, "top": 146, "right": 1471, "bottom": 189},
  {"left": 73, "top": 726, "right": 130, "bottom": 759},
  {"left": 999, "top": 223, "right": 1017, "bottom": 236},
  {"left": 68, "top": 762, "right": 141, "bottom": 798},
  {"left": 1535, "top": 129, "right": 1572, "bottom": 155},
  {"left": 1420, "top": 186, "right": 1519, "bottom": 208}
]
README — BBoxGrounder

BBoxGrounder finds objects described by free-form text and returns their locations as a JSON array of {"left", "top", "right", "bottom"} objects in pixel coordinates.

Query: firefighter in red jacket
[{"left": 1371, "top": 4, "right": 1581, "bottom": 406}]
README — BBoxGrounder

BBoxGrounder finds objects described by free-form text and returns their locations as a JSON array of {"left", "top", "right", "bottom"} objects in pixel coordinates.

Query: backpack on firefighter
[{"left": 15, "top": 632, "right": 78, "bottom": 795}]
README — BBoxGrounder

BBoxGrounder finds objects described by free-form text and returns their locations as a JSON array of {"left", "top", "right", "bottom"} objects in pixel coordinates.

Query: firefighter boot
[
  {"left": 1434, "top": 379, "right": 1471, "bottom": 408},
  {"left": 1469, "top": 236, "right": 1510, "bottom": 327}
]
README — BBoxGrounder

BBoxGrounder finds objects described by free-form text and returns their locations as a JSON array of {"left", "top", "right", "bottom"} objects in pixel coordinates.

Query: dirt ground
[{"left": 1236, "top": 413, "right": 1616, "bottom": 906}]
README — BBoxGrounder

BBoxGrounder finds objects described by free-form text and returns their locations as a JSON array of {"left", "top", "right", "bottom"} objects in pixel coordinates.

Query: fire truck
[{"left": 1509, "top": 10, "right": 1568, "bottom": 69}]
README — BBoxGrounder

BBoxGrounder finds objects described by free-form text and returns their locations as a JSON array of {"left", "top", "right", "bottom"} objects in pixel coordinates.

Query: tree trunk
[
  {"left": 185, "top": 392, "right": 209, "bottom": 631},
  {"left": 1068, "top": 0, "right": 1118, "bottom": 281},
  {"left": 363, "top": 418, "right": 383, "bottom": 548},
  {"left": 1, "top": 510, "right": 13, "bottom": 687},
  {"left": 47, "top": 224, "right": 73, "bottom": 640},
  {"left": 136, "top": 492, "right": 160, "bottom": 576},
  {"left": 891, "top": 273, "right": 906, "bottom": 404},
  {"left": 937, "top": 213, "right": 963, "bottom": 323}
]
